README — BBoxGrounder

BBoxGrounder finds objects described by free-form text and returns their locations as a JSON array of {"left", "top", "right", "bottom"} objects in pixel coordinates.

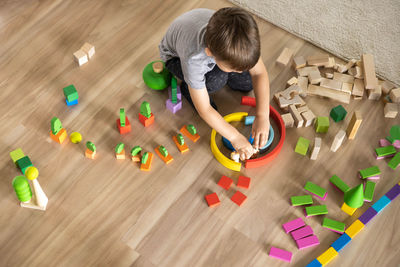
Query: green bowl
[{"left": 142, "top": 61, "right": 171, "bottom": 90}]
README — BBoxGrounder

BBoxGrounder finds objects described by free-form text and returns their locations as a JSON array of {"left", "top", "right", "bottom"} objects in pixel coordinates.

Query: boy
[{"left": 159, "top": 7, "right": 270, "bottom": 161}]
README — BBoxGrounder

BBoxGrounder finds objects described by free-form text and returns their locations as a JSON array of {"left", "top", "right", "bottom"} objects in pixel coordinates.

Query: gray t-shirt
[{"left": 159, "top": 8, "right": 216, "bottom": 89}]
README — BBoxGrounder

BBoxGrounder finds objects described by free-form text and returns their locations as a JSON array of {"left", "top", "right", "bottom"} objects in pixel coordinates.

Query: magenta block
[
  {"left": 166, "top": 99, "right": 182, "bottom": 113},
  {"left": 282, "top": 217, "right": 305, "bottom": 233},
  {"left": 394, "top": 140, "right": 400, "bottom": 149},
  {"left": 269, "top": 247, "right": 292, "bottom": 262},
  {"left": 168, "top": 85, "right": 181, "bottom": 100},
  {"left": 290, "top": 225, "right": 313, "bottom": 240},
  {"left": 295, "top": 235, "right": 320, "bottom": 250},
  {"left": 367, "top": 176, "right": 380, "bottom": 181},
  {"left": 311, "top": 191, "right": 328, "bottom": 201}
]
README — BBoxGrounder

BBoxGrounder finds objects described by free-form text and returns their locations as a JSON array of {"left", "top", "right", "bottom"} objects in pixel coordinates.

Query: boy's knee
[{"left": 227, "top": 72, "right": 253, "bottom": 92}]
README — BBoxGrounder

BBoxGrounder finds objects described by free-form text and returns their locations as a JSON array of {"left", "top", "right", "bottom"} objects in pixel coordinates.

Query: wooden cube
[
  {"left": 276, "top": 48, "right": 294, "bottom": 66},
  {"left": 73, "top": 50, "right": 88, "bottom": 66},
  {"left": 384, "top": 103, "right": 398, "bottom": 118},
  {"left": 81, "top": 42, "right": 95, "bottom": 59},
  {"left": 281, "top": 113, "right": 294, "bottom": 128},
  {"left": 293, "top": 56, "right": 306, "bottom": 69},
  {"left": 390, "top": 88, "right": 400, "bottom": 103}
]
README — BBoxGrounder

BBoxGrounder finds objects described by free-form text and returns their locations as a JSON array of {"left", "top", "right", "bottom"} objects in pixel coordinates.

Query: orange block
[
  {"left": 116, "top": 149, "right": 125, "bottom": 159},
  {"left": 85, "top": 148, "right": 96, "bottom": 159},
  {"left": 180, "top": 125, "right": 200, "bottom": 142},
  {"left": 172, "top": 135, "right": 189, "bottom": 153},
  {"left": 50, "top": 128, "right": 67, "bottom": 144},
  {"left": 139, "top": 113, "right": 154, "bottom": 127},
  {"left": 154, "top": 146, "right": 174, "bottom": 164},
  {"left": 140, "top": 152, "right": 153, "bottom": 171},
  {"left": 131, "top": 155, "right": 141, "bottom": 162},
  {"left": 116, "top": 117, "right": 131, "bottom": 134}
]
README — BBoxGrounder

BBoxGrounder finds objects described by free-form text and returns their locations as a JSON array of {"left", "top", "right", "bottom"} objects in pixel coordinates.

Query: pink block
[
  {"left": 282, "top": 217, "right": 305, "bottom": 233},
  {"left": 295, "top": 235, "right": 320, "bottom": 250},
  {"left": 367, "top": 176, "right": 380, "bottom": 181},
  {"left": 290, "top": 225, "right": 314, "bottom": 240},
  {"left": 166, "top": 99, "right": 182, "bottom": 113},
  {"left": 394, "top": 140, "right": 400, "bottom": 149},
  {"left": 310, "top": 191, "right": 328, "bottom": 201},
  {"left": 269, "top": 247, "right": 292, "bottom": 263},
  {"left": 327, "top": 228, "right": 345, "bottom": 234},
  {"left": 379, "top": 139, "right": 391, "bottom": 147}
]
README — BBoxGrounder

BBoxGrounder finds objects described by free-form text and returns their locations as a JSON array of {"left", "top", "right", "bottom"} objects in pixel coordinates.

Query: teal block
[
  {"left": 372, "top": 195, "right": 391, "bottom": 213},
  {"left": 295, "top": 137, "right": 310, "bottom": 155},
  {"left": 315, "top": 117, "right": 329, "bottom": 133},
  {"left": 330, "top": 105, "right": 347, "bottom": 122}
]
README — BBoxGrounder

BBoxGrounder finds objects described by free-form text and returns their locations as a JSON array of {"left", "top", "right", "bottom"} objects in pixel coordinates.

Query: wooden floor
[{"left": 0, "top": 1, "right": 399, "bottom": 266}]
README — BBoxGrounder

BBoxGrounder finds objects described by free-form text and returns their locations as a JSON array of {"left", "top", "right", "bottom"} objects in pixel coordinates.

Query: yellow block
[
  {"left": 317, "top": 247, "right": 338, "bottom": 266},
  {"left": 345, "top": 219, "right": 365, "bottom": 238},
  {"left": 341, "top": 202, "right": 357, "bottom": 216}
]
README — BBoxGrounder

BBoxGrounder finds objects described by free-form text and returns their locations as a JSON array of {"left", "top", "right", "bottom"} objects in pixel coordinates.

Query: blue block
[
  {"left": 372, "top": 195, "right": 391, "bottom": 213},
  {"left": 66, "top": 98, "right": 78, "bottom": 106},
  {"left": 244, "top": 116, "right": 255, "bottom": 125},
  {"left": 331, "top": 233, "right": 352, "bottom": 252},
  {"left": 306, "top": 259, "right": 322, "bottom": 267}
]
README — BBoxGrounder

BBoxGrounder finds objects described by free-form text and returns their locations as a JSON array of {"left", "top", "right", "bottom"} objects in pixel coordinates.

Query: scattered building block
[
  {"left": 81, "top": 42, "right": 95, "bottom": 59},
  {"left": 172, "top": 134, "right": 189, "bottom": 153},
  {"left": 352, "top": 79, "right": 364, "bottom": 97},
  {"left": 295, "top": 137, "right": 310, "bottom": 156},
  {"left": 138, "top": 113, "right": 154, "bottom": 127},
  {"left": 344, "top": 184, "right": 364, "bottom": 209},
  {"left": 278, "top": 84, "right": 305, "bottom": 100},
  {"left": 344, "top": 219, "right": 364, "bottom": 238},
  {"left": 297, "top": 76, "right": 308, "bottom": 94},
  {"left": 276, "top": 47, "right": 294, "bottom": 66},
  {"left": 331, "top": 130, "right": 346, "bottom": 152},
  {"left": 333, "top": 72, "right": 354, "bottom": 84},
  {"left": 73, "top": 49, "right": 88, "bottom": 66},
  {"left": 217, "top": 175, "right": 233, "bottom": 190},
  {"left": 63, "top": 84, "right": 79, "bottom": 103},
  {"left": 358, "top": 207, "right": 378, "bottom": 225},
  {"left": 166, "top": 99, "right": 182, "bottom": 114},
  {"left": 346, "top": 111, "right": 362, "bottom": 139},
  {"left": 308, "top": 70, "right": 322, "bottom": 84},
  {"left": 310, "top": 137, "right": 321, "bottom": 161},
  {"left": 231, "top": 191, "right": 247, "bottom": 206},
  {"left": 296, "top": 235, "right": 320, "bottom": 250},
  {"left": 287, "top": 76, "right": 298, "bottom": 86},
  {"left": 320, "top": 78, "right": 342, "bottom": 91},
  {"left": 329, "top": 175, "right": 349, "bottom": 193},
  {"left": 297, "top": 105, "right": 309, "bottom": 114},
  {"left": 291, "top": 225, "right": 314, "bottom": 240},
  {"left": 302, "top": 110, "right": 316, "bottom": 127},
  {"left": 282, "top": 217, "right": 305, "bottom": 233},
  {"left": 307, "top": 53, "right": 330, "bottom": 66},
  {"left": 341, "top": 202, "right": 357, "bottom": 216},
  {"left": 281, "top": 113, "right": 294, "bottom": 128},
  {"left": 244, "top": 116, "right": 255, "bottom": 126},
  {"left": 293, "top": 56, "right": 306, "bottom": 69},
  {"left": 16, "top": 156, "right": 33, "bottom": 175},
  {"left": 364, "top": 181, "right": 376, "bottom": 202},
  {"left": 291, "top": 195, "right": 313, "bottom": 206},
  {"left": 307, "top": 84, "right": 351, "bottom": 104},
  {"left": 331, "top": 233, "right": 352, "bottom": 252},
  {"left": 371, "top": 195, "right": 391, "bottom": 213},
  {"left": 389, "top": 88, "right": 400, "bottom": 103},
  {"left": 297, "top": 66, "right": 319, "bottom": 77},
  {"left": 10, "top": 148, "right": 25, "bottom": 166},
  {"left": 322, "top": 218, "right": 345, "bottom": 233},
  {"left": 348, "top": 66, "right": 363, "bottom": 79},
  {"left": 85, "top": 148, "right": 96, "bottom": 159},
  {"left": 155, "top": 145, "right": 174, "bottom": 164},
  {"left": 117, "top": 117, "right": 131, "bottom": 134},
  {"left": 50, "top": 128, "right": 67, "bottom": 144},
  {"left": 375, "top": 145, "right": 396, "bottom": 159},
  {"left": 367, "top": 85, "right": 382, "bottom": 100},
  {"left": 330, "top": 105, "right": 347, "bottom": 122},
  {"left": 324, "top": 57, "right": 336, "bottom": 68},
  {"left": 305, "top": 205, "right": 328, "bottom": 217},
  {"left": 341, "top": 82, "right": 352, "bottom": 94},
  {"left": 304, "top": 181, "right": 327, "bottom": 200},
  {"left": 317, "top": 247, "right": 339, "bottom": 266},
  {"left": 380, "top": 80, "right": 395, "bottom": 94},
  {"left": 359, "top": 166, "right": 381, "bottom": 179},
  {"left": 289, "top": 105, "right": 304, "bottom": 128},
  {"left": 315, "top": 116, "right": 329, "bottom": 133},
  {"left": 278, "top": 95, "right": 304, "bottom": 109},
  {"left": 205, "top": 193, "right": 220, "bottom": 207},
  {"left": 140, "top": 152, "right": 153, "bottom": 171},
  {"left": 362, "top": 54, "right": 378, "bottom": 89},
  {"left": 306, "top": 259, "right": 323, "bottom": 267},
  {"left": 237, "top": 176, "right": 251, "bottom": 189},
  {"left": 384, "top": 103, "right": 398, "bottom": 118},
  {"left": 322, "top": 68, "right": 334, "bottom": 79},
  {"left": 385, "top": 183, "right": 400, "bottom": 200},
  {"left": 269, "top": 247, "right": 292, "bottom": 263}
]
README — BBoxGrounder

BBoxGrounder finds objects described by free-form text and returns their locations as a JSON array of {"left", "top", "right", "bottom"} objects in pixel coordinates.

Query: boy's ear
[{"left": 205, "top": 47, "right": 213, "bottom": 57}]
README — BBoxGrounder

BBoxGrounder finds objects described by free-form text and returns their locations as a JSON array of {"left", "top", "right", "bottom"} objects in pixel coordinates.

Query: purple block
[
  {"left": 168, "top": 85, "right": 181, "bottom": 100},
  {"left": 282, "top": 217, "right": 305, "bottom": 233},
  {"left": 295, "top": 235, "right": 320, "bottom": 250},
  {"left": 394, "top": 140, "right": 400, "bottom": 149},
  {"left": 166, "top": 99, "right": 182, "bottom": 114},
  {"left": 358, "top": 207, "right": 378, "bottom": 225},
  {"left": 385, "top": 184, "right": 400, "bottom": 200},
  {"left": 379, "top": 139, "right": 391, "bottom": 147},
  {"left": 291, "top": 225, "right": 313, "bottom": 240}
]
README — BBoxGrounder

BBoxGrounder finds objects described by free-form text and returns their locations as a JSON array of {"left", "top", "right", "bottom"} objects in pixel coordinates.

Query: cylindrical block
[{"left": 12, "top": 176, "right": 32, "bottom": 203}]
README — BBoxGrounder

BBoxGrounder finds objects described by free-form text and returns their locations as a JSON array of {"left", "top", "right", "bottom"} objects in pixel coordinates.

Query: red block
[
  {"left": 217, "top": 175, "right": 233, "bottom": 190},
  {"left": 237, "top": 176, "right": 251, "bottom": 189},
  {"left": 205, "top": 193, "right": 220, "bottom": 207},
  {"left": 139, "top": 113, "right": 154, "bottom": 127},
  {"left": 117, "top": 117, "right": 131, "bottom": 134},
  {"left": 231, "top": 191, "right": 247, "bottom": 206}
]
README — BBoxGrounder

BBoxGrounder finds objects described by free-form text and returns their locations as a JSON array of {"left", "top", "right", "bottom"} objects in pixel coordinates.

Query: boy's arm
[
  {"left": 188, "top": 86, "right": 256, "bottom": 160},
  {"left": 249, "top": 58, "right": 270, "bottom": 149}
]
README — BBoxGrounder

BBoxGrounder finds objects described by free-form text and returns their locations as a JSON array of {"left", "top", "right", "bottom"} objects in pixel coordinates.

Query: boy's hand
[
  {"left": 252, "top": 115, "right": 270, "bottom": 150},
  {"left": 231, "top": 134, "right": 257, "bottom": 161}
]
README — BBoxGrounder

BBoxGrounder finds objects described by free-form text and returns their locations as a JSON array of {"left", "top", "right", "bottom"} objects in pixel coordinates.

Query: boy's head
[{"left": 205, "top": 7, "right": 260, "bottom": 72}]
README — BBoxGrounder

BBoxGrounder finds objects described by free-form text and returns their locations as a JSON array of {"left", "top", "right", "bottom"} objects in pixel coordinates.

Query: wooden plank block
[
  {"left": 310, "top": 137, "right": 321, "bottom": 160},
  {"left": 281, "top": 113, "right": 294, "bottom": 128},
  {"left": 390, "top": 88, "right": 400, "bottom": 103},
  {"left": 307, "top": 84, "right": 351, "bottom": 104},
  {"left": 367, "top": 85, "right": 382, "bottom": 100},
  {"left": 297, "top": 66, "right": 319, "bottom": 77},
  {"left": 341, "top": 82, "right": 353, "bottom": 94},
  {"left": 297, "top": 76, "right": 308, "bottom": 96},
  {"left": 323, "top": 57, "right": 336, "bottom": 68},
  {"left": 321, "top": 68, "right": 334, "bottom": 78},
  {"left": 293, "top": 56, "right": 306, "bottom": 69},
  {"left": 278, "top": 95, "right": 304, "bottom": 109},
  {"left": 307, "top": 53, "right": 330, "bottom": 66},
  {"left": 269, "top": 247, "right": 292, "bottom": 263},
  {"left": 333, "top": 72, "right": 354, "bottom": 84},
  {"left": 352, "top": 79, "right": 364, "bottom": 97},
  {"left": 297, "top": 105, "right": 309, "bottom": 114},
  {"left": 380, "top": 80, "right": 395, "bottom": 94},
  {"left": 362, "top": 54, "right": 378, "bottom": 89},
  {"left": 348, "top": 66, "right": 363, "bottom": 79},
  {"left": 308, "top": 70, "right": 322, "bottom": 84},
  {"left": 279, "top": 84, "right": 303, "bottom": 99},
  {"left": 346, "top": 111, "right": 362, "bottom": 139},
  {"left": 302, "top": 110, "right": 316, "bottom": 127},
  {"left": 331, "top": 130, "right": 346, "bottom": 152},
  {"left": 289, "top": 105, "right": 304, "bottom": 128},
  {"left": 384, "top": 103, "right": 398, "bottom": 118},
  {"left": 287, "top": 76, "right": 298, "bottom": 86},
  {"left": 276, "top": 47, "right": 294, "bottom": 66},
  {"left": 320, "top": 78, "right": 342, "bottom": 91}
]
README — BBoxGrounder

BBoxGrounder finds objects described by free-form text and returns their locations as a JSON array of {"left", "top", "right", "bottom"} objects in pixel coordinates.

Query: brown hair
[{"left": 205, "top": 7, "right": 260, "bottom": 71}]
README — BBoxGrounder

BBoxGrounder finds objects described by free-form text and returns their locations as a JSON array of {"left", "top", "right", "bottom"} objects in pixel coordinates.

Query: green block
[
  {"left": 359, "top": 166, "right": 381, "bottom": 179},
  {"left": 290, "top": 195, "right": 313, "bottom": 206},
  {"left": 171, "top": 77, "right": 178, "bottom": 104},
  {"left": 322, "top": 218, "right": 345, "bottom": 232},
  {"left": 187, "top": 124, "right": 197, "bottom": 135},
  {"left": 376, "top": 145, "right": 396, "bottom": 158},
  {"left": 140, "top": 101, "right": 152, "bottom": 118},
  {"left": 142, "top": 61, "right": 172, "bottom": 90},
  {"left": 120, "top": 108, "right": 125, "bottom": 127},
  {"left": 304, "top": 181, "right": 327, "bottom": 198},
  {"left": 177, "top": 134, "right": 185, "bottom": 146},
  {"left": 10, "top": 148, "right": 25, "bottom": 166},
  {"left": 389, "top": 125, "right": 400, "bottom": 140},
  {"left": 51, "top": 117, "right": 63, "bottom": 135},
  {"left": 295, "top": 137, "right": 310, "bottom": 155},
  {"left": 330, "top": 105, "right": 347, "bottom": 122},
  {"left": 388, "top": 152, "right": 400, "bottom": 170},
  {"left": 315, "top": 116, "right": 329, "bottom": 133},
  {"left": 141, "top": 152, "right": 149, "bottom": 164},
  {"left": 115, "top": 143, "right": 125, "bottom": 154},
  {"left": 329, "top": 175, "right": 350, "bottom": 193},
  {"left": 12, "top": 176, "right": 32, "bottom": 203},
  {"left": 305, "top": 205, "right": 328, "bottom": 216},
  {"left": 86, "top": 141, "right": 96, "bottom": 152},
  {"left": 171, "top": 76, "right": 177, "bottom": 89},
  {"left": 63, "top": 85, "right": 79, "bottom": 102},
  {"left": 364, "top": 181, "right": 376, "bottom": 202},
  {"left": 16, "top": 156, "right": 33, "bottom": 175},
  {"left": 159, "top": 146, "right": 168, "bottom": 157},
  {"left": 386, "top": 135, "right": 395, "bottom": 144},
  {"left": 130, "top": 146, "right": 142, "bottom": 156},
  {"left": 344, "top": 184, "right": 364, "bottom": 208}
]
